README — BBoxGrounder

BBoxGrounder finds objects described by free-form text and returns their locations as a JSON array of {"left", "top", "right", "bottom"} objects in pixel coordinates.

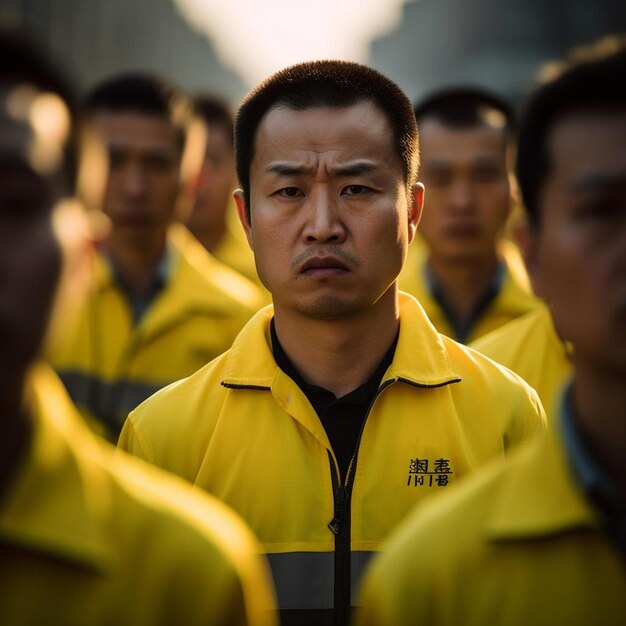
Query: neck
[
  {"left": 273, "top": 288, "right": 400, "bottom": 398},
  {"left": 105, "top": 230, "right": 167, "bottom": 294},
  {"left": 0, "top": 369, "right": 33, "bottom": 501},
  {"left": 189, "top": 219, "right": 227, "bottom": 254},
  {"left": 428, "top": 254, "right": 499, "bottom": 323},
  {"left": 572, "top": 362, "right": 626, "bottom": 497}
]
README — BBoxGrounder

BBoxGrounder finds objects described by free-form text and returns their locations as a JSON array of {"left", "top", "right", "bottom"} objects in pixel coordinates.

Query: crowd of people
[{"left": 0, "top": 25, "right": 624, "bottom": 626}]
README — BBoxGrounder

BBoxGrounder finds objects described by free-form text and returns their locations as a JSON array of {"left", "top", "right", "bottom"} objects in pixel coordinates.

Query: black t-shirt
[{"left": 271, "top": 319, "right": 398, "bottom": 482}]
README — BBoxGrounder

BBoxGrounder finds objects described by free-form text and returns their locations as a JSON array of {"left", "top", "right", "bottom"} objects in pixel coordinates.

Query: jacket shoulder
[
  {"left": 171, "top": 224, "right": 265, "bottom": 315},
  {"left": 102, "top": 444, "right": 276, "bottom": 625},
  {"left": 443, "top": 332, "right": 540, "bottom": 397},
  {"left": 439, "top": 334, "right": 547, "bottom": 441},
  {"left": 120, "top": 353, "right": 231, "bottom": 476}
]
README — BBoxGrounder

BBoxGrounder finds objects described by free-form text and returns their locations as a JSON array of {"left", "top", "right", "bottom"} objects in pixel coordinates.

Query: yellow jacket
[
  {"left": 0, "top": 364, "right": 276, "bottom": 626},
  {"left": 471, "top": 306, "right": 572, "bottom": 420},
  {"left": 398, "top": 238, "right": 541, "bottom": 343},
  {"left": 49, "top": 224, "right": 264, "bottom": 439},
  {"left": 119, "top": 292, "right": 545, "bottom": 623},
  {"left": 358, "top": 419, "right": 626, "bottom": 626}
]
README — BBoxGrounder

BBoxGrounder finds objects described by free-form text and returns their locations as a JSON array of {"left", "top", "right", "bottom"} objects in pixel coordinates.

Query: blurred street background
[{"left": 2, "top": 0, "right": 625, "bottom": 107}]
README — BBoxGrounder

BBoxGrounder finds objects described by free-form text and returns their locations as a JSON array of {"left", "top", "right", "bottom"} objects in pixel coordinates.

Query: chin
[
  {"left": 444, "top": 249, "right": 487, "bottom": 266},
  {"left": 295, "top": 297, "right": 361, "bottom": 321}
]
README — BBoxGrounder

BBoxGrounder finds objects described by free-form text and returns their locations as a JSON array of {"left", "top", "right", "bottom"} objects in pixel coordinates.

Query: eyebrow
[
  {"left": 333, "top": 161, "right": 378, "bottom": 176},
  {"left": 265, "top": 160, "right": 379, "bottom": 177},
  {"left": 265, "top": 162, "right": 308, "bottom": 176}
]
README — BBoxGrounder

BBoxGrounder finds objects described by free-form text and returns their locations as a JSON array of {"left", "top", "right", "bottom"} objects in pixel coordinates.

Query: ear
[
  {"left": 516, "top": 222, "right": 545, "bottom": 298},
  {"left": 233, "top": 189, "right": 254, "bottom": 251},
  {"left": 407, "top": 183, "right": 425, "bottom": 245}
]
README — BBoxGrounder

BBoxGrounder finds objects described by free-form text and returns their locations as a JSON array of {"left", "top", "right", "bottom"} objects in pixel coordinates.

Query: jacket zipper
[{"left": 327, "top": 378, "right": 396, "bottom": 626}]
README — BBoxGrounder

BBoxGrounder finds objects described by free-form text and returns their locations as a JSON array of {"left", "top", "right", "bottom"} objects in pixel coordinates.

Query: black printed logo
[{"left": 407, "top": 458, "right": 453, "bottom": 487}]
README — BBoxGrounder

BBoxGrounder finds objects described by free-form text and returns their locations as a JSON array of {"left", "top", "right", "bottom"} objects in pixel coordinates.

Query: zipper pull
[{"left": 328, "top": 486, "right": 348, "bottom": 535}]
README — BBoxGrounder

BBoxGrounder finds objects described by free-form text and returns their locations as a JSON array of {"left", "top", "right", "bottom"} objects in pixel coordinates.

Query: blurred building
[
  {"left": 0, "top": 0, "right": 245, "bottom": 102},
  {"left": 371, "top": 0, "right": 626, "bottom": 104},
  {"left": 2, "top": 0, "right": 624, "bottom": 107}
]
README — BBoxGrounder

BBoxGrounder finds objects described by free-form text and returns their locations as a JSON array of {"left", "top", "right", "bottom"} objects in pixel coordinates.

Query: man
[
  {"left": 186, "top": 95, "right": 264, "bottom": 290},
  {"left": 48, "top": 74, "right": 264, "bottom": 440},
  {"left": 358, "top": 38, "right": 626, "bottom": 626},
  {"left": 399, "top": 87, "right": 540, "bottom": 343},
  {"left": 0, "top": 31, "right": 275, "bottom": 626},
  {"left": 119, "top": 61, "right": 545, "bottom": 626}
]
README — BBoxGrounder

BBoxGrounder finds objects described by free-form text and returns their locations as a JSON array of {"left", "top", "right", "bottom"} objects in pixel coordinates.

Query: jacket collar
[
  {"left": 221, "top": 293, "right": 461, "bottom": 450},
  {"left": 0, "top": 366, "right": 114, "bottom": 574},
  {"left": 387, "top": 292, "right": 462, "bottom": 387},
  {"left": 95, "top": 224, "right": 259, "bottom": 340},
  {"left": 486, "top": 422, "right": 598, "bottom": 540},
  {"left": 221, "top": 292, "right": 461, "bottom": 390},
  {"left": 399, "top": 238, "right": 540, "bottom": 322}
]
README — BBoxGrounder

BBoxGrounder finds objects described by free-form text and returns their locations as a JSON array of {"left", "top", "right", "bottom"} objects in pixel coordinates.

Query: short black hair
[
  {"left": 414, "top": 86, "right": 515, "bottom": 136},
  {"left": 194, "top": 94, "right": 234, "bottom": 141},
  {"left": 516, "top": 37, "right": 626, "bottom": 228},
  {"left": 234, "top": 60, "right": 419, "bottom": 219},
  {"left": 85, "top": 73, "right": 191, "bottom": 151},
  {"left": 0, "top": 30, "right": 78, "bottom": 192}
]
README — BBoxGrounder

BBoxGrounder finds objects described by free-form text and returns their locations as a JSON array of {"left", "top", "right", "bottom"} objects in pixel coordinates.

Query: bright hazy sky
[{"left": 173, "top": 0, "right": 413, "bottom": 88}]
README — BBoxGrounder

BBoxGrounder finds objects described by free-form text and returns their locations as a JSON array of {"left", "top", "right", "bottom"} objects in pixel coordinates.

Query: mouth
[
  {"left": 444, "top": 223, "right": 482, "bottom": 238},
  {"left": 299, "top": 255, "right": 351, "bottom": 277},
  {"left": 113, "top": 214, "right": 155, "bottom": 227}
]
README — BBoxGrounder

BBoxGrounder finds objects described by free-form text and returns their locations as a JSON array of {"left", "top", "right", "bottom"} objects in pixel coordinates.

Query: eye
[
  {"left": 471, "top": 165, "right": 503, "bottom": 183},
  {"left": 576, "top": 199, "right": 624, "bottom": 222},
  {"left": 145, "top": 153, "right": 176, "bottom": 172},
  {"left": 342, "top": 184, "right": 369, "bottom": 196},
  {"left": 277, "top": 187, "right": 303, "bottom": 198},
  {"left": 108, "top": 150, "right": 125, "bottom": 169}
]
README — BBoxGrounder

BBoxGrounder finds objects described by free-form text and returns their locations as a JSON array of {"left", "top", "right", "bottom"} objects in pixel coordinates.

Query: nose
[
  {"left": 120, "top": 162, "right": 148, "bottom": 198},
  {"left": 302, "top": 189, "right": 347, "bottom": 244},
  {"left": 448, "top": 178, "right": 475, "bottom": 214}
]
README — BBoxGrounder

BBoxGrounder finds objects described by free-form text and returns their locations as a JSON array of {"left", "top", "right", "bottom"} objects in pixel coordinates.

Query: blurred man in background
[
  {"left": 0, "top": 30, "right": 276, "bottom": 626},
  {"left": 399, "top": 87, "right": 540, "bottom": 343},
  {"left": 48, "top": 74, "right": 264, "bottom": 440},
  {"left": 359, "top": 37, "right": 626, "bottom": 626},
  {"left": 186, "top": 94, "right": 265, "bottom": 294}
]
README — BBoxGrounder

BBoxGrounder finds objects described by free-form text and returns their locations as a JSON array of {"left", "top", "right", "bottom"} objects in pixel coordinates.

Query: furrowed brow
[
  {"left": 333, "top": 161, "right": 378, "bottom": 177},
  {"left": 265, "top": 162, "right": 310, "bottom": 176}
]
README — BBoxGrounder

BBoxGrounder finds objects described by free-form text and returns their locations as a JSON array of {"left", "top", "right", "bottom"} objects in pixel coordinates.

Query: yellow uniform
[
  {"left": 399, "top": 237, "right": 541, "bottom": 343},
  {"left": 119, "top": 293, "right": 545, "bottom": 623},
  {"left": 358, "top": 418, "right": 626, "bottom": 626},
  {"left": 471, "top": 306, "right": 572, "bottom": 419},
  {"left": 49, "top": 224, "right": 264, "bottom": 439},
  {"left": 0, "top": 364, "right": 276, "bottom": 626}
]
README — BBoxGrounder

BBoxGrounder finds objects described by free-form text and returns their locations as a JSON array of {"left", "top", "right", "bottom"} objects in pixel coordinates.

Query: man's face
[
  {"left": 94, "top": 111, "right": 181, "bottom": 240},
  {"left": 187, "top": 122, "right": 236, "bottom": 232},
  {"left": 0, "top": 92, "right": 64, "bottom": 372},
  {"left": 417, "top": 118, "right": 511, "bottom": 266},
  {"left": 527, "top": 111, "right": 626, "bottom": 374},
  {"left": 234, "top": 102, "right": 421, "bottom": 321}
]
